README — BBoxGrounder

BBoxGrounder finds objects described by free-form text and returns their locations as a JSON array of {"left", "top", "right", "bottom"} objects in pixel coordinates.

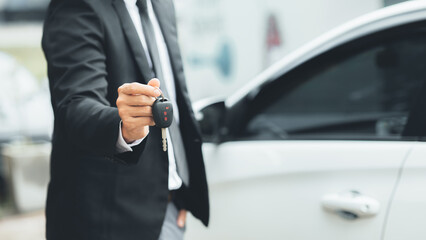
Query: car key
[{"left": 152, "top": 93, "right": 173, "bottom": 152}]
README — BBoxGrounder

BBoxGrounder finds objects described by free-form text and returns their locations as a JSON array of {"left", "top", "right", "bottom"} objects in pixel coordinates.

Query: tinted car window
[{"left": 240, "top": 21, "right": 426, "bottom": 140}]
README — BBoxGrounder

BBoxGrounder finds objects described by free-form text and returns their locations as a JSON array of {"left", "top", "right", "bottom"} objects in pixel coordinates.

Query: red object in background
[
  {"left": 264, "top": 14, "right": 284, "bottom": 68},
  {"left": 266, "top": 15, "right": 282, "bottom": 51}
]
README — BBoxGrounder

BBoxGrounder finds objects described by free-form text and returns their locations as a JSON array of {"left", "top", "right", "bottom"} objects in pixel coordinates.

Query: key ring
[{"left": 156, "top": 88, "right": 166, "bottom": 101}]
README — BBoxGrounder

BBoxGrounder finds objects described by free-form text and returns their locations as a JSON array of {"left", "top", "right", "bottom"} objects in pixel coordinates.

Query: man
[{"left": 42, "top": 0, "right": 209, "bottom": 239}]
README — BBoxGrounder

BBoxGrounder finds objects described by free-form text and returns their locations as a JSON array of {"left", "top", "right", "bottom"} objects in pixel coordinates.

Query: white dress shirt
[{"left": 116, "top": 0, "right": 182, "bottom": 190}]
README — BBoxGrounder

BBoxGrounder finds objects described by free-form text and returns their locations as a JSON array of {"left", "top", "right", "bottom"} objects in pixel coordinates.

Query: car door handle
[{"left": 321, "top": 190, "right": 380, "bottom": 219}]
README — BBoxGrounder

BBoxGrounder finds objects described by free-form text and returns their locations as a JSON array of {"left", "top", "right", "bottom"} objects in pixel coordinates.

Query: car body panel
[
  {"left": 383, "top": 142, "right": 426, "bottom": 240},
  {"left": 186, "top": 141, "right": 412, "bottom": 239}
]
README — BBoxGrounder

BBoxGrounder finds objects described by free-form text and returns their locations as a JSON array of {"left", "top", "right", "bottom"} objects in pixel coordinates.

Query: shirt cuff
[{"left": 116, "top": 121, "right": 148, "bottom": 153}]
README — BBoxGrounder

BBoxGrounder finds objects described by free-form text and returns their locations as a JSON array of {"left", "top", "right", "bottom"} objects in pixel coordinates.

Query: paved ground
[{"left": 0, "top": 211, "right": 45, "bottom": 240}]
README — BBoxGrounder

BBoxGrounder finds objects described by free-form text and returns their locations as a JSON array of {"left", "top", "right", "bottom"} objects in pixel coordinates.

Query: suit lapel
[{"left": 112, "top": 0, "right": 153, "bottom": 83}]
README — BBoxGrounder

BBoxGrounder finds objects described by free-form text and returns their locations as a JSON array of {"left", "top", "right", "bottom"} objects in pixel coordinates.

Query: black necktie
[
  {"left": 136, "top": 0, "right": 190, "bottom": 186},
  {"left": 136, "top": 0, "right": 163, "bottom": 80}
]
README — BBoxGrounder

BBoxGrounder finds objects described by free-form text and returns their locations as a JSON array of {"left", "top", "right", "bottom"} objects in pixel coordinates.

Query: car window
[{"left": 238, "top": 21, "right": 426, "bottom": 141}]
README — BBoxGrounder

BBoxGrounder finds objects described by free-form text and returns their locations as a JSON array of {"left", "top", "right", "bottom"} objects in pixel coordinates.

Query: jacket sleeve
[{"left": 42, "top": 0, "right": 144, "bottom": 159}]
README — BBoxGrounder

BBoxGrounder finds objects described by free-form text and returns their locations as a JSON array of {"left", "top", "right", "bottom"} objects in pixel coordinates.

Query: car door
[
  {"left": 382, "top": 80, "right": 426, "bottom": 239},
  {"left": 383, "top": 142, "right": 426, "bottom": 240},
  {"left": 186, "top": 20, "right": 426, "bottom": 239}
]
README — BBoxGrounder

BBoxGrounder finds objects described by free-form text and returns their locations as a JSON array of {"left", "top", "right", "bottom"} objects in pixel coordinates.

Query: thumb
[{"left": 148, "top": 78, "right": 161, "bottom": 89}]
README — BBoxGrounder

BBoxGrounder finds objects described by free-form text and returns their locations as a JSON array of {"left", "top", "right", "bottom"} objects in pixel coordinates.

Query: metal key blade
[{"left": 162, "top": 128, "right": 167, "bottom": 152}]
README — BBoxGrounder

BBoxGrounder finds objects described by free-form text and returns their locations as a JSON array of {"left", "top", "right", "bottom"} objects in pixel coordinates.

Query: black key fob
[{"left": 152, "top": 97, "right": 173, "bottom": 128}]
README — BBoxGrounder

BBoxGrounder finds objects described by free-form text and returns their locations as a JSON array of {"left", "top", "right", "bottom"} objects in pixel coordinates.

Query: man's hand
[
  {"left": 177, "top": 209, "right": 187, "bottom": 228},
  {"left": 117, "top": 79, "right": 162, "bottom": 143}
]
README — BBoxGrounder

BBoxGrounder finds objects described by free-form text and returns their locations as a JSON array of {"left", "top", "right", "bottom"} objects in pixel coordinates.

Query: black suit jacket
[{"left": 42, "top": 0, "right": 209, "bottom": 239}]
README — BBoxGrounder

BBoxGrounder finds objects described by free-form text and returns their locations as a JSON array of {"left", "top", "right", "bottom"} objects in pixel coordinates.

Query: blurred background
[{"left": 0, "top": 0, "right": 410, "bottom": 239}]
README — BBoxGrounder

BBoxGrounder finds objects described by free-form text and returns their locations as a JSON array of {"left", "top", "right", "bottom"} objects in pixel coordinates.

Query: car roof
[{"left": 226, "top": 0, "right": 426, "bottom": 107}]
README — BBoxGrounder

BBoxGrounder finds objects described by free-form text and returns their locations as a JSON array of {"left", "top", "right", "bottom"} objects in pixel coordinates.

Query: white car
[{"left": 187, "top": 1, "right": 426, "bottom": 239}]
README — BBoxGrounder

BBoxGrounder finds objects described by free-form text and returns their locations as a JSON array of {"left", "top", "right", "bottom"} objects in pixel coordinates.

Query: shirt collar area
[{"left": 123, "top": 0, "right": 137, "bottom": 6}]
